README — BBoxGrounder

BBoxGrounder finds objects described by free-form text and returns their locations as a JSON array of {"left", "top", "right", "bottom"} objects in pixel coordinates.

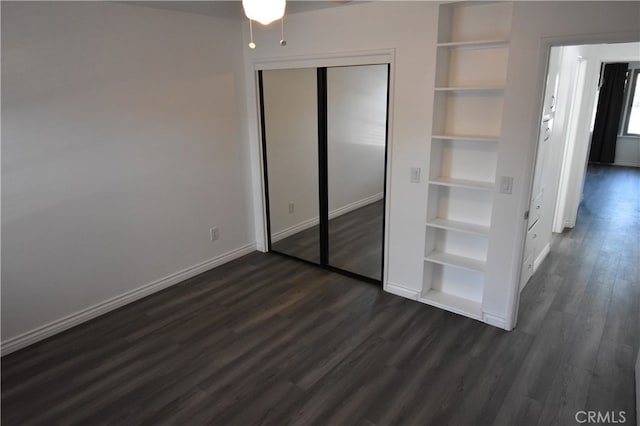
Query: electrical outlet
[
  {"left": 500, "top": 176, "right": 513, "bottom": 194},
  {"left": 288, "top": 202, "right": 295, "bottom": 213},
  {"left": 210, "top": 226, "right": 219, "bottom": 241}
]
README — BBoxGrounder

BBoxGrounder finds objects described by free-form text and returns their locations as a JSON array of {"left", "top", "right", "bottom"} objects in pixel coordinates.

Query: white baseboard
[
  {"left": 384, "top": 281, "right": 420, "bottom": 300},
  {"left": 271, "top": 217, "right": 318, "bottom": 243},
  {"left": 328, "top": 192, "right": 384, "bottom": 220},
  {"left": 613, "top": 162, "right": 640, "bottom": 168},
  {"left": 533, "top": 243, "right": 550, "bottom": 272},
  {"left": 271, "top": 192, "right": 384, "bottom": 243},
  {"left": 0, "top": 243, "right": 256, "bottom": 356},
  {"left": 482, "top": 311, "right": 510, "bottom": 330},
  {"left": 385, "top": 282, "right": 512, "bottom": 331}
]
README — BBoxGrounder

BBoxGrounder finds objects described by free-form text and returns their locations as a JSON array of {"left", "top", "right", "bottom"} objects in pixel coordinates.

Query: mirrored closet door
[
  {"left": 261, "top": 68, "right": 320, "bottom": 265},
  {"left": 259, "top": 64, "right": 389, "bottom": 283},
  {"left": 326, "top": 65, "right": 388, "bottom": 280}
]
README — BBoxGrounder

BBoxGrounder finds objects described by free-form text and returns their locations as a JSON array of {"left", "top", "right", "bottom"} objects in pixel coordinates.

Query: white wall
[
  {"left": 327, "top": 65, "right": 387, "bottom": 212},
  {"left": 615, "top": 136, "right": 640, "bottom": 167},
  {"left": 1, "top": 2, "right": 255, "bottom": 349}
]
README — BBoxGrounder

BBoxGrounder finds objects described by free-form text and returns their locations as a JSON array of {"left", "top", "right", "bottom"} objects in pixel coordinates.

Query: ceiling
[{"left": 128, "top": 1, "right": 355, "bottom": 20}]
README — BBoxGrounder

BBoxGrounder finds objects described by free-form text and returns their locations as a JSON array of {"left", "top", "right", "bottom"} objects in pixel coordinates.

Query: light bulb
[{"left": 242, "top": 0, "right": 286, "bottom": 26}]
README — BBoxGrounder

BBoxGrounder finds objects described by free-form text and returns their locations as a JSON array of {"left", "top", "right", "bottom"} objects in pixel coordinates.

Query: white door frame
[{"left": 245, "top": 49, "right": 396, "bottom": 286}]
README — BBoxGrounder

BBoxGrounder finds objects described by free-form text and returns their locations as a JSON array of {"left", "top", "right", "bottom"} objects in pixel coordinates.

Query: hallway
[{"left": 512, "top": 164, "right": 639, "bottom": 424}]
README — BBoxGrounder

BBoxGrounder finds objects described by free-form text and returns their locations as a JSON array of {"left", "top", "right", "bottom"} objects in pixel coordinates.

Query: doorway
[
  {"left": 259, "top": 64, "right": 390, "bottom": 283},
  {"left": 520, "top": 41, "right": 640, "bottom": 291}
]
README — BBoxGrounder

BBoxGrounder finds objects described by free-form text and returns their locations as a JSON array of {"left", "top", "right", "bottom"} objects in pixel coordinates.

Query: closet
[{"left": 260, "top": 64, "right": 390, "bottom": 283}]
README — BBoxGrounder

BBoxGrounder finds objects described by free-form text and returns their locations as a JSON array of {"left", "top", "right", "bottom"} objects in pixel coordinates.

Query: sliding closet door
[
  {"left": 326, "top": 65, "right": 389, "bottom": 280},
  {"left": 261, "top": 68, "right": 320, "bottom": 264}
]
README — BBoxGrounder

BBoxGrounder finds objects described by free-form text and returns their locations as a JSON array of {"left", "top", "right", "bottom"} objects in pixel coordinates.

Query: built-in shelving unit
[{"left": 421, "top": 1, "right": 513, "bottom": 321}]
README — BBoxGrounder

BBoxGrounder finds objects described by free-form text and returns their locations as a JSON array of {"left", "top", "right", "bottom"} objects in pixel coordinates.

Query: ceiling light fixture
[{"left": 242, "top": 0, "right": 287, "bottom": 49}]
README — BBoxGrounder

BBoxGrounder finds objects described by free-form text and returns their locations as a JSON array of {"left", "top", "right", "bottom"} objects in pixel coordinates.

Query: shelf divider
[
  {"left": 424, "top": 250, "right": 486, "bottom": 273},
  {"left": 432, "top": 134, "right": 500, "bottom": 143},
  {"left": 428, "top": 176, "right": 495, "bottom": 191},
  {"left": 434, "top": 86, "right": 504, "bottom": 93},
  {"left": 426, "top": 218, "right": 490, "bottom": 236},
  {"left": 437, "top": 39, "right": 509, "bottom": 49}
]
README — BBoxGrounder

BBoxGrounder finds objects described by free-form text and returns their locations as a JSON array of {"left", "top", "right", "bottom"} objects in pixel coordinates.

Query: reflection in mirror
[
  {"left": 327, "top": 64, "right": 388, "bottom": 280},
  {"left": 262, "top": 68, "right": 320, "bottom": 264}
]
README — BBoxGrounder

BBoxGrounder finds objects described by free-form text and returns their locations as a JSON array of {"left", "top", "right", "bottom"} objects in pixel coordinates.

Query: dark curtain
[{"left": 589, "top": 63, "right": 628, "bottom": 164}]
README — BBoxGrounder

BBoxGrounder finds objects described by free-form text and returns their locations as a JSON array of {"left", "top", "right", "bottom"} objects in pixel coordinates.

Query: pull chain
[
  {"left": 280, "top": 16, "right": 286, "bottom": 46},
  {"left": 248, "top": 19, "right": 256, "bottom": 49},
  {"left": 246, "top": 16, "right": 287, "bottom": 49}
]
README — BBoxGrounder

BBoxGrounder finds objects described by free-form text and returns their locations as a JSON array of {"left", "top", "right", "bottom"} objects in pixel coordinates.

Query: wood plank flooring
[
  {"left": 1, "top": 165, "right": 638, "bottom": 425},
  {"left": 271, "top": 200, "right": 384, "bottom": 280}
]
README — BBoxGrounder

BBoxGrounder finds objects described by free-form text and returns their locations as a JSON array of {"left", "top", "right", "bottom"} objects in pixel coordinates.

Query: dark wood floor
[
  {"left": 1, "top": 165, "right": 638, "bottom": 425},
  {"left": 272, "top": 200, "right": 384, "bottom": 280}
]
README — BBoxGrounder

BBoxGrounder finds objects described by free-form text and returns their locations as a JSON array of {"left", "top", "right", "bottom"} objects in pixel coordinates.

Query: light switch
[
  {"left": 410, "top": 167, "right": 421, "bottom": 183},
  {"left": 500, "top": 176, "right": 513, "bottom": 194}
]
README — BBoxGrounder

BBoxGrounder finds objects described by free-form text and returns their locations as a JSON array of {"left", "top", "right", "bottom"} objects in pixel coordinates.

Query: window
[{"left": 624, "top": 69, "right": 640, "bottom": 136}]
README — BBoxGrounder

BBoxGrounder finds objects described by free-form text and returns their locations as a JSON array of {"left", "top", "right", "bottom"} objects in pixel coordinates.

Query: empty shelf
[
  {"left": 432, "top": 134, "right": 500, "bottom": 143},
  {"left": 429, "top": 177, "right": 494, "bottom": 191},
  {"left": 426, "top": 218, "right": 490, "bottom": 236},
  {"left": 437, "top": 39, "right": 509, "bottom": 49},
  {"left": 434, "top": 86, "right": 504, "bottom": 92},
  {"left": 425, "top": 250, "right": 486, "bottom": 273}
]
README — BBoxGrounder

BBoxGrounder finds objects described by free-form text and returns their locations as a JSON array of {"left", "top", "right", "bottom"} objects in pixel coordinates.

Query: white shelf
[
  {"left": 425, "top": 250, "right": 486, "bottom": 273},
  {"left": 427, "top": 185, "right": 494, "bottom": 229},
  {"left": 426, "top": 218, "right": 490, "bottom": 236},
  {"left": 429, "top": 177, "right": 494, "bottom": 191},
  {"left": 419, "top": 289, "right": 483, "bottom": 320},
  {"left": 437, "top": 39, "right": 509, "bottom": 49},
  {"left": 432, "top": 134, "right": 499, "bottom": 143},
  {"left": 434, "top": 86, "right": 504, "bottom": 92}
]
